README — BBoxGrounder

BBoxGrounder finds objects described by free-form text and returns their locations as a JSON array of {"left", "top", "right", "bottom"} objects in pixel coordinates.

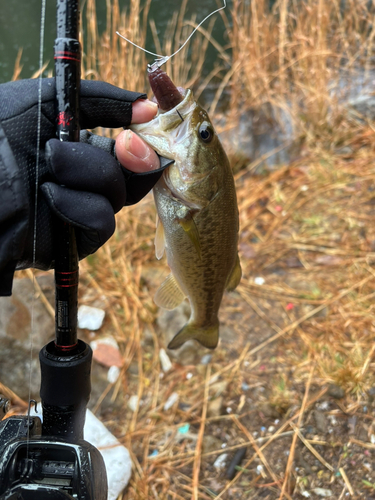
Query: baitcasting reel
[{"left": 0, "top": 411, "right": 106, "bottom": 499}]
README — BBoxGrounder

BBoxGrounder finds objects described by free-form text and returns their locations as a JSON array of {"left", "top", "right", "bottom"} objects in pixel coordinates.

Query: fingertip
[
  {"left": 116, "top": 130, "right": 160, "bottom": 173},
  {"left": 131, "top": 99, "right": 158, "bottom": 124}
]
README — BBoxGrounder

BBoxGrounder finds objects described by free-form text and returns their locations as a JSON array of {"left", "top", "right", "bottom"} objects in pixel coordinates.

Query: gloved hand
[{"left": 0, "top": 78, "right": 171, "bottom": 289}]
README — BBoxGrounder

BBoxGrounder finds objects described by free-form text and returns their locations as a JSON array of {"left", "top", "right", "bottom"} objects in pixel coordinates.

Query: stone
[
  {"left": 84, "top": 409, "right": 132, "bottom": 500},
  {"left": 159, "top": 348, "right": 172, "bottom": 372},
  {"left": 313, "top": 410, "right": 328, "bottom": 434},
  {"left": 327, "top": 384, "right": 345, "bottom": 399},
  {"left": 213, "top": 453, "right": 228, "bottom": 469},
  {"left": 78, "top": 305, "right": 105, "bottom": 330},
  {"left": 0, "top": 275, "right": 54, "bottom": 399},
  {"left": 90, "top": 337, "right": 123, "bottom": 368}
]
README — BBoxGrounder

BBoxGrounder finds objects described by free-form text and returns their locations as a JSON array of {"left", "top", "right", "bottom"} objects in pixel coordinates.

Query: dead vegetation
[{"left": 9, "top": 0, "right": 375, "bottom": 498}]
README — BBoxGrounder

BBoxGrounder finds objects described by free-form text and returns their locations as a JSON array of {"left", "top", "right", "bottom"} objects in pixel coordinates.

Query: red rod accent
[{"left": 54, "top": 56, "right": 80, "bottom": 62}]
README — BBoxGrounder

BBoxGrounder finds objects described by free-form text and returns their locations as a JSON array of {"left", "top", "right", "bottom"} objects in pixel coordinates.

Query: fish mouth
[{"left": 130, "top": 90, "right": 196, "bottom": 157}]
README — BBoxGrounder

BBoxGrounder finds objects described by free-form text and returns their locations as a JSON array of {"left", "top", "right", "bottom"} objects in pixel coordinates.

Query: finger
[
  {"left": 40, "top": 182, "right": 115, "bottom": 258},
  {"left": 80, "top": 80, "right": 146, "bottom": 129},
  {"left": 115, "top": 130, "right": 160, "bottom": 173},
  {"left": 46, "top": 139, "right": 126, "bottom": 213},
  {"left": 131, "top": 99, "right": 158, "bottom": 124}
]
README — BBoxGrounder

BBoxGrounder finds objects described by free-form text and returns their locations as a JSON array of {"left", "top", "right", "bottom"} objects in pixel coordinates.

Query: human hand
[{"left": 0, "top": 78, "right": 170, "bottom": 282}]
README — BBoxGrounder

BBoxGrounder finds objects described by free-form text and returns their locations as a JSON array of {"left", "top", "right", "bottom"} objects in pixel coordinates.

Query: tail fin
[{"left": 167, "top": 320, "right": 219, "bottom": 350}]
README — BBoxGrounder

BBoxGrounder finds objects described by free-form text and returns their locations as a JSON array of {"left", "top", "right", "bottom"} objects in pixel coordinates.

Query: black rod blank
[{"left": 54, "top": 0, "right": 81, "bottom": 350}]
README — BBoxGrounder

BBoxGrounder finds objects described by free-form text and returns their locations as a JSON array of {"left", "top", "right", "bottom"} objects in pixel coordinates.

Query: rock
[
  {"left": 78, "top": 305, "right": 105, "bottom": 330},
  {"left": 313, "top": 410, "right": 328, "bottom": 434},
  {"left": 207, "top": 397, "right": 223, "bottom": 418},
  {"left": 347, "top": 415, "right": 357, "bottom": 435},
  {"left": 311, "top": 488, "right": 333, "bottom": 497},
  {"left": 0, "top": 275, "right": 54, "bottom": 399},
  {"left": 327, "top": 384, "right": 345, "bottom": 399},
  {"left": 358, "top": 426, "right": 368, "bottom": 442},
  {"left": 90, "top": 337, "right": 123, "bottom": 368},
  {"left": 127, "top": 395, "right": 140, "bottom": 412},
  {"left": 159, "top": 348, "right": 172, "bottom": 372},
  {"left": 84, "top": 409, "right": 132, "bottom": 500},
  {"left": 107, "top": 366, "right": 120, "bottom": 383},
  {"left": 213, "top": 453, "right": 228, "bottom": 469}
]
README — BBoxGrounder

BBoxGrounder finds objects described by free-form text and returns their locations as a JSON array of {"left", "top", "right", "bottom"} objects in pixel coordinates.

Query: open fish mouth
[{"left": 131, "top": 90, "right": 196, "bottom": 158}]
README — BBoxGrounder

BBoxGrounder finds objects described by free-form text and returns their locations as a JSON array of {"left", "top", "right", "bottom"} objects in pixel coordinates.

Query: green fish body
[{"left": 131, "top": 89, "right": 241, "bottom": 349}]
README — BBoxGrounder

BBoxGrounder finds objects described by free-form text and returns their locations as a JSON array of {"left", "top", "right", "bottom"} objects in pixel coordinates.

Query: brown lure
[{"left": 148, "top": 67, "right": 184, "bottom": 112}]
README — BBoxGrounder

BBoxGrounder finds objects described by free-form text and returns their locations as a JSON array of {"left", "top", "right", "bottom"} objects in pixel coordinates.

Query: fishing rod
[{"left": 0, "top": 1, "right": 107, "bottom": 498}]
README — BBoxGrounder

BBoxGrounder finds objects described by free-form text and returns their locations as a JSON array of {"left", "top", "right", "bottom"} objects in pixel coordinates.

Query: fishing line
[
  {"left": 116, "top": 0, "right": 226, "bottom": 70},
  {"left": 27, "top": 0, "right": 46, "bottom": 442}
]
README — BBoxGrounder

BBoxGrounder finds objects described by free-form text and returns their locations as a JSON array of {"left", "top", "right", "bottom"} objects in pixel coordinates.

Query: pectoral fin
[
  {"left": 226, "top": 255, "right": 242, "bottom": 292},
  {"left": 155, "top": 216, "right": 165, "bottom": 260},
  {"left": 154, "top": 273, "right": 185, "bottom": 310},
  {"left": 176, "top": 209, "right": 201, "bottom": 259}
]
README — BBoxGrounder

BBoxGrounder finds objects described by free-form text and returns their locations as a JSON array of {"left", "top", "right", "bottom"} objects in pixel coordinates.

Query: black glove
[{"left": 0, "top": 78, "right": 171, "bottom": 283}]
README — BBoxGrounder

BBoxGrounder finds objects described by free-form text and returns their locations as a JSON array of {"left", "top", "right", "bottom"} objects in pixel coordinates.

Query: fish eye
[{"left": 198, "top": 122, "right": 214, "bottom": 143}]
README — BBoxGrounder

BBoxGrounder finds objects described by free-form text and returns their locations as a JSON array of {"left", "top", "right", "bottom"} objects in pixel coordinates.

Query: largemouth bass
[{"left": 131, "top": 68, "right": 241, "bottom": 349}]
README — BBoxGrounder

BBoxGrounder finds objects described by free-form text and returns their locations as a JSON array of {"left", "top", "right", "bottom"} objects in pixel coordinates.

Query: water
[{"left": 0, "top": 0, "right": 229, "bottom": 83}]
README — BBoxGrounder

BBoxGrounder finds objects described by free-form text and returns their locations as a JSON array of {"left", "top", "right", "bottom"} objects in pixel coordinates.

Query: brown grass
[
  {"left": 11, "top": 0, "right": 375, "bottom": 498},
  {"left": 226, "top": 0, "right": 375, "bottom": 149}
]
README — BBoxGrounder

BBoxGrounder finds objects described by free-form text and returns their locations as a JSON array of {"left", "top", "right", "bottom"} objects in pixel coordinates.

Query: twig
[
  {"left": 249, "top": 274, "right": 374, "bottom": 356},
  {"left": 232, "top": 415, "right": 284, "bottom": 494},
  {"left": 192, "top": 365, "right": 210, "bottom": 500},
  {"left": 213, "top": 388, "right": 327, "bottom": 500},
  {"left": 0, "top": 382, "right": 28, "bottom": 409},
  {"left": 278, "top": 363, "right": 315, "bottom": 499},
  {"left": 339, "top": 467, "right": 354, "bottom": 496},
  {"left": 290, "top": 422, "right": 334, "bottom": 472},
  {"left": 349, "top": 438, "right": 375, "bottom": 450}
]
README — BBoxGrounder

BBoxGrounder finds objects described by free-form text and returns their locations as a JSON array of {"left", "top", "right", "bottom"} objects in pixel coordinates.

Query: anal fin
[{"left": 154, "top": 273, "right": 185, "bottom": 310}]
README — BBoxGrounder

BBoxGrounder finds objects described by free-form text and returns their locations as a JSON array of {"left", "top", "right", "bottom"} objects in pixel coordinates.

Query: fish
[{"left": 131, "top": 67, "right": 241, "bottom": 349}]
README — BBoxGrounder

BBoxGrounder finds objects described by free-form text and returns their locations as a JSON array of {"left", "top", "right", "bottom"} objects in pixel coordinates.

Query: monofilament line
[
  {"left": 116, "top": 0, "right": 226, "bottom": 71},
  {"left": 27, "top": 0, "right": 46, "bottom": 443}
]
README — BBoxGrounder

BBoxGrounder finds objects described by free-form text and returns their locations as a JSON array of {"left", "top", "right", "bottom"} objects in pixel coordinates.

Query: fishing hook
[{"left": 176, "top": 109, "right": 184, "bottom": 122}]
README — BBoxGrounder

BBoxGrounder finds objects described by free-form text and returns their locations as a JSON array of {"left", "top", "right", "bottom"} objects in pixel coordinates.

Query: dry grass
[
  {"left": 226, "top": 0, "right": 375, "bottom": 150},
  {"left": 10, "top": 0, "right": 375, "bottom": 498}
]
